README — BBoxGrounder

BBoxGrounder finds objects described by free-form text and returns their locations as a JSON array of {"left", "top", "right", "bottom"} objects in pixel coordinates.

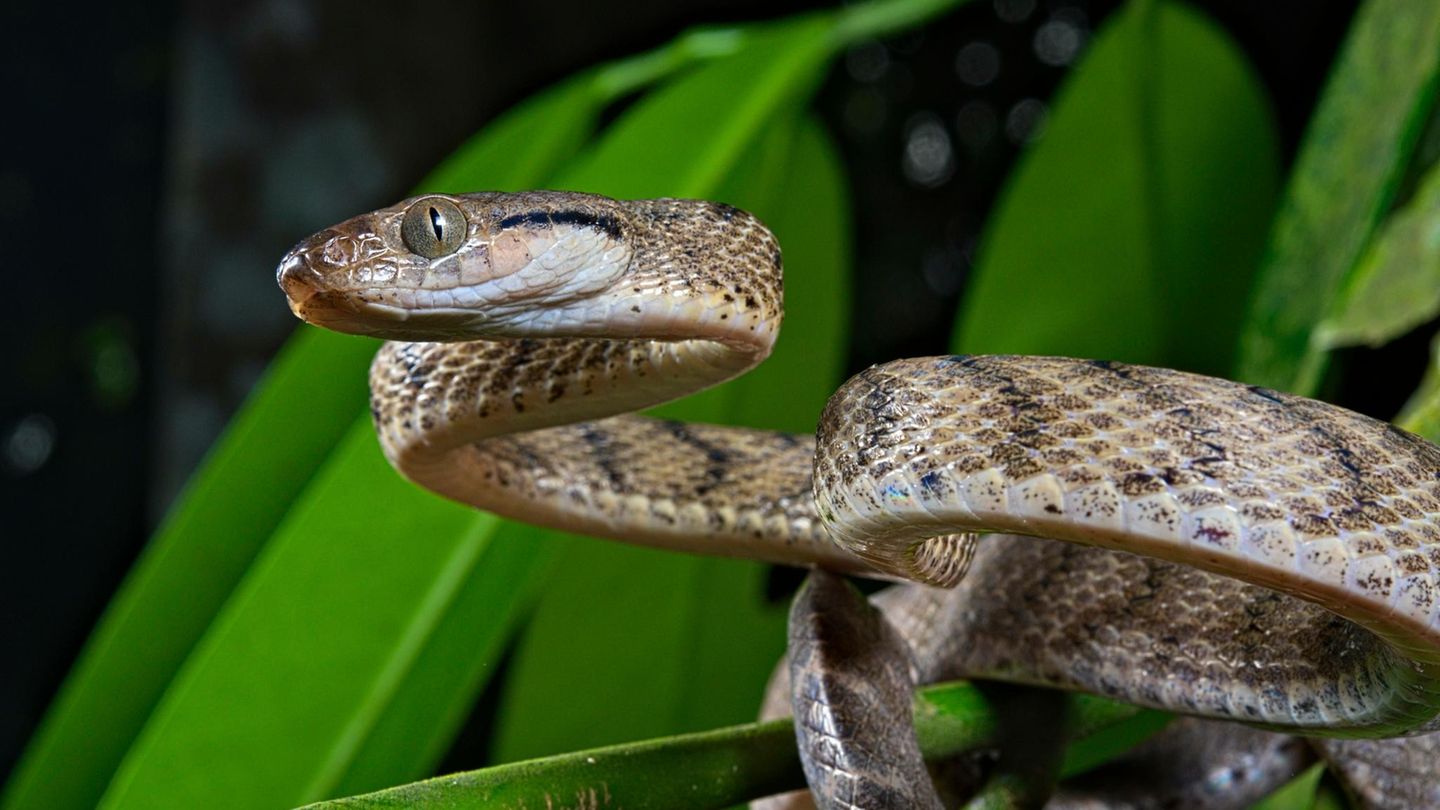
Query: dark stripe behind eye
[{"left": 499, "top": 210, "right": 622, "bottom": 240}]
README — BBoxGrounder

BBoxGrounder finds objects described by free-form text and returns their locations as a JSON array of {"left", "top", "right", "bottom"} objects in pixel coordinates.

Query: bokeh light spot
[
  {"left": 902, "top": 113, "right": 956, "bottom": 187},
  {"left": 5, "top": 414, "right": 56, "bottom": 476},
  {"left": 1034, "top": 15, "right": 1086, "bottom": 66}
]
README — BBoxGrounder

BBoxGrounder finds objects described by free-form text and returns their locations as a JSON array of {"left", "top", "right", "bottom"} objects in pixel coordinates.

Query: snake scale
[{"left": 278, "top": 191, "right": 1440, "bottom": 807}]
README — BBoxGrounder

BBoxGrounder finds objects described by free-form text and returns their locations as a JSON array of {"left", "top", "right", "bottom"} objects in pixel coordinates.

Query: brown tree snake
[{"left": 278, "top": 191, "right": 1440, "bottom": 808}]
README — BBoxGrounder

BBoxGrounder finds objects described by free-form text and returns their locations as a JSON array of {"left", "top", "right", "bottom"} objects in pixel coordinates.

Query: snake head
[{"left": 277, "top": 191, "right": 637, "bottom": 341}]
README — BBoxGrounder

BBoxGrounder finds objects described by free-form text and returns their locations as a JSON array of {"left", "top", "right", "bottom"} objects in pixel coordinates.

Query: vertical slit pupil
[{"left": 429, "top": 207, "right": 444, "bottom": 240}]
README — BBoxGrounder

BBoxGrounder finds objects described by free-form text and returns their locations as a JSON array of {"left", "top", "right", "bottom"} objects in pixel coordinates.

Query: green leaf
[
  {"left": 832, "top": 0, "right": 971, "bottom": 46},
  {"left": 492, "top": 540, "right": 783, "bottom": 763},
  {"left": 98, "top": 423, "right": 544, "bottom": 809},
  {"left": 1396, "top": 331, "right": 1440, "bottom": 443},
  {"left": 415, "top": 77, "right": 601, "bottom": 195},
  {"left": 310, "top": 718, "right": 802, "bottom": 810},
  {"left": 1236, "top": 0, "right": 1440, "bottom": 394},
  {"left": 414, "top": 24, "right": 748, "bottom": 195},
  {"left": 492, "top": 109, "right": 852, "bottom": 761},
  {"left": 557, "top": 15, "right": 833, "bottom": 199},
  {"left": 1314, "top": 160, "right": 1440, "bottom": 349},
  {"left": 1056, "top": 708, "right": 1171, "bottom": 779},
  {"left": 953, "top": 0, "right": 1279, "bottom": 378},
  {"left": 1247, "top": 762, "right": 1325, "bottom": 810},
  {"left": 322, "top": 526, "right": 556, "bottom": 799}
]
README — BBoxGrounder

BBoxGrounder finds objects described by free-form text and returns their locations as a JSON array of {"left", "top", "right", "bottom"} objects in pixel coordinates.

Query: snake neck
[
  {"left": 371, "top": 335, "right": 768, "bottom": 477},
  {"left": 336, "top": 195, "right": 878, "bottom": 572}
]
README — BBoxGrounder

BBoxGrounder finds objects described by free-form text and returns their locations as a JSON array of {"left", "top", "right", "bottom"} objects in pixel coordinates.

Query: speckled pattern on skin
[
  {"left": 279, "top": 193, "right": 1440, "bottom": 809},
  {"left": 933, "top": 538, "right": 1392, "bottom": 730},
  {"left": 816, "top": 355, "right": 1440, "bottom": 733}
]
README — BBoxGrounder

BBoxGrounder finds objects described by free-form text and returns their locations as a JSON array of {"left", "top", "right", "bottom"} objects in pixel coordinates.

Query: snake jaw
[
  {"left": 277, "top": 227, "right": 406, "bottom": 338},
  {"left": 276, "top": 230, "right": 374, "bottom": 333},
  {"left": 276, "top": 246, "right": 318, "bottom": 313}
]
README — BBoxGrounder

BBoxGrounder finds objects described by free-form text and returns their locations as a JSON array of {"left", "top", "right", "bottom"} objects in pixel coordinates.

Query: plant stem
[{"left": 301, "top": 682, "right": 1147, "bottom": 810}]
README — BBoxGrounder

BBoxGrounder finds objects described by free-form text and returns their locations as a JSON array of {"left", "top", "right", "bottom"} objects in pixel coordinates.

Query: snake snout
[
  {"left": 277, "top": 247, "right": 320, "bottom": 315},
  {"left": 276, "top": 229, "right": 377, "bottom": 334}
]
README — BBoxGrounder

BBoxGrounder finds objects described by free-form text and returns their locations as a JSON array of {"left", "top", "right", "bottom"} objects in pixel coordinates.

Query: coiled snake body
[{"left": 280, "top": 191, "right": 1440, "bottom": 808}]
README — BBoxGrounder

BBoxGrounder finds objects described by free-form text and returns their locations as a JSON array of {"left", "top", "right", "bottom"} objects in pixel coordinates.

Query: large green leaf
[
  {"left": 1314, "top": 159, "right": 1440, "bottom": 350},
  {"left": 1236, "top": 0, "right": 1440, "bottom": 393},
  {"left": 99, "top": 423, "right": 520, "bottom": 809},
  {"left": 953, "top": 0, "right": 1278, "bottom": 377},
  {"left": 415, "top": 25, "right": 747, "bottom": 195},
  {"left": 323, "top": 526, "right": 555, "bottom": 799},
  {"left": 492, "top": 93, "right": 851, "bottom": 766},
  {"left": 558, "top": 16, "right": 832, "bottom": 199}
]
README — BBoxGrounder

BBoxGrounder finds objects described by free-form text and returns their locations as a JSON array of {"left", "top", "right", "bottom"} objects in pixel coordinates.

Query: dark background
[{"left": 0, "top": 0, "right": 1367, "bottom": 783}]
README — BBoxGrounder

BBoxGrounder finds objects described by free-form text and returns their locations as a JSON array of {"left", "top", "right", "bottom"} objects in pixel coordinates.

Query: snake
[{"left": 278, "top": 191, "right": 1440, "bottom": 808}]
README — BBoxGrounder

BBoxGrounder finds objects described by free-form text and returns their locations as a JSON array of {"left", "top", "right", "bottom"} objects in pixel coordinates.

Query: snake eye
[{"left": 401, "top": 197, "right": 466, "bottom": 258}]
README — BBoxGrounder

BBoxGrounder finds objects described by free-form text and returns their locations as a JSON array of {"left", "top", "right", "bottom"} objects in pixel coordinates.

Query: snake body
[{"left": 279, "top": 191, "right": 1440, "bottom": 807}]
